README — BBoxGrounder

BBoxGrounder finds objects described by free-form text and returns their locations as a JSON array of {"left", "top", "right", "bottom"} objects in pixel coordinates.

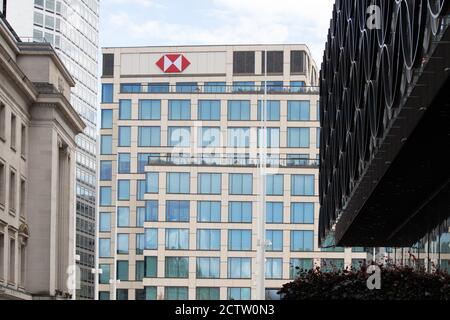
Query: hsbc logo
[{"left": 156, "top": 54, "right": 191, "bottom": 73}]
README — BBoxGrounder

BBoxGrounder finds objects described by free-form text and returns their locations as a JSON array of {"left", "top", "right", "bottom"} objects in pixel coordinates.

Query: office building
[
  {"left": 0, "top": 13, "right": 85, "bottom": 299},
  {"left": 318, "top": 1, "right": 449, "bottom": 271},
  {"left": 99, "top": 44, "right": 367, "bottom": 300},
  {"left": 2, "top": 0, "right": 99, "bottom": 299}
]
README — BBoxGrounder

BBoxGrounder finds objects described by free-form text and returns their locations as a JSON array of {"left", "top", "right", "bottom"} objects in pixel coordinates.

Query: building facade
[
  {"left": 99, "top": 44, "right": 367, "bottom": 300},
  {"left": 2, "top": 0, "right": 99, "bottom": 299},
  {"left": 0, "top": 14, "right": 85, "bottom": 299}
]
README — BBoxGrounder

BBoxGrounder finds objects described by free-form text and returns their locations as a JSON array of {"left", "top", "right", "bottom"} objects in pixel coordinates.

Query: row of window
[
  {"left": 101, "top": 99, "right": 318, "bottom": 122},
  {"left": 99, "top": 229, "right": 314, "bottom": 255},
  {"left": 100, "top": 127, "right": 320, "bottom": 152},
  {"left": 99, "top": 201, "right": 314, "bottom": 228},
  {"left": 99, "top": 258, "right": 361, "bottom": 286},
  {"left": 99, "top": 173, "right": 314, "bottom": 204},
  {"left": 99, "top": 287, "right": 252, "bottom": 300},
  {"left": 102, "top": 152, "right": 316, "bottom": 175},
  {"left": 101, "top": 79, "right": 310, "bottom": 101}
]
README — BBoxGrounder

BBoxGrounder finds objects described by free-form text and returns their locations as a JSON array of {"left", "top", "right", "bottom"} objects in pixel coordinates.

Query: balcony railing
[
  {"left": 120, "top": 84, "right": 320, "bottom": 95},
  {"left": 146, "top": 154, "right": 319, "bottom": 168}
]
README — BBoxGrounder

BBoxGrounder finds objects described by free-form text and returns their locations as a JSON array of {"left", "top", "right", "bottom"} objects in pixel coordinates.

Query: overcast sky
[{"left": 101, "top": 0, "right": 335, "bottom": 66}]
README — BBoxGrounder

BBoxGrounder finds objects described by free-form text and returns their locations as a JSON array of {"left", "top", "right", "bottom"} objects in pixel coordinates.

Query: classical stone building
[{"left": 0, "top": 14, "right": 85, "bottom": 299}]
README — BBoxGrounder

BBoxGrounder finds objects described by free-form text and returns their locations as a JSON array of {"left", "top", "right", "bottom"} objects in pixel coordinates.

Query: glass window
[
  {"left": 117, "top": 234, "right": 129, "bottom": 254},
  {"left": 316, "top": 128, "right": 321, "bottom": 148},
  {"left": 228, "top": 202, "right": 252, "bottom": 223},
  {"left": 229, "top": 174, "right": 252, "bottom": 195},
  {"left": 168, "top": 127, "right": 190, "bottom": 147},
  {"left": 287, "top": 154, "right": 310, "bottom": 166},
  {"left": 266, "top": 202, "right": 283, "bottom": 223},
  {"left": 44, "top": 15, "right": 54, "bottom": 29},
  {"left": 266, "top": 230, "right": 283, "bottom": 251},
  {"left": 145, "top": 257, "right": 157, "bottom": 277},
  {"left": 228, "top": 101, "right": 250, "bottom": 120},
  {"left": 146, "top": 172, "right": 159, "bottom": 193},
  {"left": 100, "top": 161, "right": 112, "bottom": 181},
  {"left": 266, "top": 174, "right": 283, "bottom": 195},
  {"left": 99, "top": 292, "right": 110, "bottom": 300},
  {"left": 139, "top": 100, "right": 161, "bottom": 120},
  {"left": 99, "top": 212, "right": 111, "bottom": 232},
  {"left": 117, "top": 207, "right": 130, "bottom": 227},
  {"left": 121, "top": 83, "right": 141, "bottom": 93},
  {"left": 99, "top": 264, "right": 110, "bottom": 284},
  {"left": 288, "top": 128, "right": 310, "bottom": 148},
  {"left": 118, "top": 180, "right": 130, "bottom": 201},
  {"left": 233, "top": 51, "right": 255, "bottom": 74},
  {"left": 291, "top": 230, "right": 314, "bottom": 251},
  {"left": 166, "top": 229, "right": 189, "bottom": 250},
  {"left": 198, "top": 100, "right": 221, "bottom": 120},
  {"left": 118, "top": 126, "right": 131, "bottom": 147},
  {"left": 321, "top": 234, "right": 345, "bottom": 252},
  {"left": 197, "top": 229, "right": 221, "bottom": 251},
  {"left": 290, "top": 81, "right": 306, "bottom": 92},
  {"left": 144, "top": 287, "right": 157, "bottom": 300},
  {"left": 198, "top": 127, "right": 221, "bottom": 148},
  {"left": 148, "top": 83, "right": 169, "bottom": 93},
  {"left": 100, "top": 135, "right": 112, "bottom": 154},
  {"left": 165, "top": 257, "right": 189, "bottom": 278},
  {"left": 100, "top": 187, "right": 112, "bottom": 206},
  {"left": 166, "top": 200, "right": 190, "bottom": 222},
  {"left": 165, "top": 287, "right": 188, "bottom": 300},
  {"left": 117, "top": 261, "right": 129, "bottom": 280},
  {"left": 176, "top": 82, "right": 198, "bottom": 93},
  {"left": 232, "top": 82, "right": 255, "bottom": 92},
  {"left": 101, "top": 109, "right": 113, "bottom": 128},
  {"left": 167, "top": 173, "right": 190, "bottom": 194},
  {"left": 262, "top": 51, "right": 284, "bottom": 74},
  {"left": 261, "top": 81, "right": 284, "bottom": 92},
  {"left": 99, "top": 238, "right": 110, "bottom": 257},
  {"left": 34, "top": 12, "right": 44, "bottom": 26},
  {"left": 101, "top": 84, "right": 113, "bottom": 103},
  {"left": 291, "top": 203, "right": 314, "bottom": 224},
  {"left": 317, "top": 102, "right": 320, "bottom": 121},
  {"left": 143, "top": 200, "right": 158, "bottom": 222},
  {"left": 196, "top": 288, "right": 220, "bottom": 300},
  {"left": 138, "top": 127, "right": 160, "bottom": 147},
  {"left": 119, "top": 100, "right": 132, "bottom": 120},
  {"left": 145, "top": 229, "right": 158, "bottom": 250},
  {"left": 117, "top": 289, "right": 128, "bottom": 300},
  {"left": 204, "top": 82, "right": 226, "bottom": 93},
  {"left": 290, "top": 258, "right": 314, "bottom": 279},
  {"left": 196, "top": 257, "right": 220, "bottom": 279},
  {"left": 228, "top": 288, "right": 251, "bottom": 300},
  {"left": 118, "top": 153, "right": 130, "bottom": 174},
  {"left": 136, "top": 234, "right": 144, "bottom": 254},
  {"left": 291, "top": 175, "right": 315, "bottom": 196},
  {"left": 169, "top": 100, "right": 191, "bottom": 120},
  {"left": 138, "top": 153, "right": 159, "bottom": 173},
  {"left": 321, "top": 259, "right": 345, "bottom": 272},
  {"left": 352, "top": 259, "right": 367, "bottom": 271},
  {"left": 228, "top": 258, "right": 251, "bottom": 279},
  {"left": 198, "top": 173, "right": 221, "bottom": 194},
  {"left": 136, "top": 261, "right": 144, "bottom": 281},
  {"left": 228, "top": 128, "right": 250, "bottom": 148},
  {"left": 288, "top": 101, "right": 310, "bottom": 121},
  {"left": 266, "top": 258, "right": 282, "bottom": 279},
  {"left": 258, "top": 128, "right": 280, "bottom": 148},
  {"left": 228, "top": 230, "right": 252, "bottom": 251},
  {"left": 257, "top": 101, "right": 280, "bottom": 121},
  {"left": 197, "top": 201, "right": 221, "bottom": 223}
]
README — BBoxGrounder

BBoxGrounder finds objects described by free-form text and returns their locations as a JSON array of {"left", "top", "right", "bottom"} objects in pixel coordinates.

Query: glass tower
[{"left": 4, "top": 0, "right": 99, "bottom": 299}]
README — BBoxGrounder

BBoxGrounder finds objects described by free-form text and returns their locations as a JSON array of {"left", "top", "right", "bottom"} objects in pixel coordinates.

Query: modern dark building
[{"left": 319, "top": 0, "right": 450, "bottom": 252}]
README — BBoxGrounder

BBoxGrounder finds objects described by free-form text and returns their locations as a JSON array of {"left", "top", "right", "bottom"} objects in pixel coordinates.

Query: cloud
[{"left": 102, "top": 0, "right": 335, "bottom": 64}]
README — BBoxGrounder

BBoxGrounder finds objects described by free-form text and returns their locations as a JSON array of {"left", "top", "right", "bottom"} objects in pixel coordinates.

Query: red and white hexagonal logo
[{"left": 156, "top": 54, "right": 190, "bottom": 73}]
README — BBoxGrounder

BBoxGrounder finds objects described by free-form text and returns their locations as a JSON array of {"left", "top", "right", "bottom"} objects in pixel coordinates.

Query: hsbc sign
[{"left": 156, "top": 54, "right": 191, "bottom": 73}]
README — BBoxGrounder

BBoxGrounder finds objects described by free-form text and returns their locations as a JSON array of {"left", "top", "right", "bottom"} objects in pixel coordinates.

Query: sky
[{"left": 100, "top": 0, "right": 335, "bottom": 66}]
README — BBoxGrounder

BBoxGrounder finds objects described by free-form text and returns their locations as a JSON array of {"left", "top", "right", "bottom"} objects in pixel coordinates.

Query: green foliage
[{"left": 280, "top": 265, "right": 450, "bottom": 300}]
